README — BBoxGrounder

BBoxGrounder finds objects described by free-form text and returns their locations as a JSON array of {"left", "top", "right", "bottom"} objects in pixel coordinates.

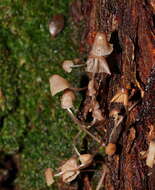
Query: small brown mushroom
[
  {"left": 79, "top": 154, "right": 93, "bottom": 167},
  {"left": 61, "top": 90, "right": 76, "bottom": 109},
  {"left": 105, "top": 143, "right": 116, "bottom": 156},
  {"left": 90, "top": 32, "right": 113, "bottom": 57},
  {"left": 110, "top": 88, "right": 128, "bottom": 107},
  {"left": 61, "top": 157, "right": 80, "bottom": 183},
  {"left": 49, "top": 74, "right": 70, "bottom": 96},
  {"left": 44, "top": 168, "right": 54, "bottom": 186},
  {"left": 86, "top": 56, "right": 111, "bottom": 74},
  {"left": 62, "top": 60, "right": 86, "bottom": 73},
  {"left": 49, "top": 14, "right": 64, "bottom": 37},
  {"left": 146, "top": 141, "right": 155, "bottom": 168}
]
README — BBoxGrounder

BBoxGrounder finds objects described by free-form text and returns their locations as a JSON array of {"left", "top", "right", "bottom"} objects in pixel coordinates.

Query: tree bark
[{"left": 78, "top": 0, "right": 155, "bottom": 189}]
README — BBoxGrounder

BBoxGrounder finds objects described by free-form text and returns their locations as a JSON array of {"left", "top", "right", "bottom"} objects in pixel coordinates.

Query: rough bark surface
[{"left": 79, "top": 0, "right": 155, "bottom": 189}]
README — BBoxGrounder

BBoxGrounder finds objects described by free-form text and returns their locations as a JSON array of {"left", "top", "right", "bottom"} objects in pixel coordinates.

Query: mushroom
[
  {"left": 85, "top": 32, "right": 113, "bottom": 75},
  {"left": 90, "top": 32, "right": 113, "bottom": 57},
  {"left": 45, "top": 168, "right": 54, "bottom": 186},
  {"left": 49, "top": 74, "right": 70, "bottom": 96},
  {"left": 86, "top": 56, "right": 111, "bottom": 74},
  {"left": 146, "top": 141, "right": 155, "bottom": 168},
  {"left": 61, "top": 90, "right": 76, "bottom": 109},
  {"left": 105, "top": 143, "right": 116, "bottom": 156},
  {"left": 49, "top": 14, "right": 64, "bottom": 37},
  {"left": 110, "top": 88, "right": 128, "bottom": 108},
  {"left": 62, "top": 60, "right": 86, "bottom": 73},
  {"left": 49, "top": 74, "right": 87, "bottom": 96},
  {"left": 60, "top": 157, "right": 80, "bottom": 183},
  {"left": 60, "top": 90, "right": 102, "bottom": 144}
]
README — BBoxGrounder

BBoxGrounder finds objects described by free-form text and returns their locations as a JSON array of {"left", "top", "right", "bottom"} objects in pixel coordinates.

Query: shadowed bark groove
[{"left": 79, "top": 0, "right": 155, "bottom": 189}]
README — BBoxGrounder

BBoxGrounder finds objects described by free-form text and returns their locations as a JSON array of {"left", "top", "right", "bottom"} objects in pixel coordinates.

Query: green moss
[{"left": 0, "top": 0, "right": 82, "bottom": 189}]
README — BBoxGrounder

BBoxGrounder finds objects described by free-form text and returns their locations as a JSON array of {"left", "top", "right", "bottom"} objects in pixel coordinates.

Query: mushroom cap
[
  {"left": 86, "top": 56, "right": 111, "bottom": 74},
  {"left": 49, "top": 14, "right": 64, "bottom": 37},
  {"left": 110, "top": 88, "right": 128, "bottom": 107},
  {"left": 90, "top": 32, "right": 113, "bottom": 57},
  {"left": 61, "top": 90, "right": 76, "bottom": 109},
  {"left": 61, "top": 157, "right": 80, "bottom": 183},
  {"left": 62, "top": 60, "right": 74, "bottom": 73},
  {"left": 49, "top": 74, "right": 70, "bottom": 96},
  {"left": 105, "top": 143, "right": 116, "bottom": 156},
  {"left": 44, "top": 168, "right": 54, "bottom": 186},
  {"left": 79, "top": 154, "right": 93, "bottom": 166},
  {"left": 146, "top": 140, "right": 155, "bottom": 168}
]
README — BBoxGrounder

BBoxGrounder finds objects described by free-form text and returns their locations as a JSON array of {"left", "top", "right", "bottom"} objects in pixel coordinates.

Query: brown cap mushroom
[
  {"left": 110, "top": 88, "right": 128, "bottom": 107},
  {"left": 90, "top": 32, "right": 113, "bottom": 57},
  {"left": 86, "top": 56, "right": 111, "bottom": 74},
  {"left": 49, "top": 14, "right": 64, "bottom": 37},
  {"left": 146, "top": 141, "right": 155, "bottom": 168},
  {"left": 62, "top": 60, "right": 74, "bottom": 73},
  {"left": 49, "top": 74, "right": 70, "bottom": 96},
  {"left": 61, "top": 157, "right": 80, "bottom": 183},
  {"left": 105, "top": 143, "right": 116, "bottom": 156},
  {"left": 44, "top": 168, "right": 54, "bottom": 186},
  {"left": 61, "top": 90, "right": 76, "bottom": 109},
  {"left": 79, "top": 154, "right": 93, "bottom": 167}
]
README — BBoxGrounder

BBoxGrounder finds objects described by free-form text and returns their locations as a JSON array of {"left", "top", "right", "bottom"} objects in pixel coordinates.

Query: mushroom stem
[
  {"left": 70, "top": 86, "right": 87, "bottom": 92},
  {"left": 66, "top": 108, "right": 102, "bottom": 144},
  {"left": 71, "top": 64, "right": 87, "bottom": 68}
]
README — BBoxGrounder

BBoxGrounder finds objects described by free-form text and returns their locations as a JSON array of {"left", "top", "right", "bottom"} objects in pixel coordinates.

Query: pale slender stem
[
  {"left": 96, "top": 165, "right": 108, "bottom": 190},
  {"left": 71, "top": 64, "right": 87, "bottom": 68},
  {"left": 73, "top": 144, "right": 81, "bottom": 157},
  {"left": 66, "top": 108, "right": 102, "bottom": 144}
]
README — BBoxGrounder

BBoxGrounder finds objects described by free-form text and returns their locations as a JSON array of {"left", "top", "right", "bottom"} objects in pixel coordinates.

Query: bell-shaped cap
[
  {"left": 105, "top": 143, "right": 116, "bottom": 156},
  {"left": 79, "top": 154, "right": 93, "bottom": 166},
  {"left": 86, "top": 57, "right": 111, "bottom": 74},
  {"left": 110, "top": 88, "right": 128, "bottom": 107},
  {"left": 44, "top": 168, "right": 54, "bottom": 186},
  {"left": 61, "top": 157, "right": 80, "bottom": 183},
  {"left": 62, "top": 60, "right": 74, "bottom": 73},
  {"left": 61, "top": 90, "right": 76, "bottom": 109},
  {"left": 90, "top": 32, "right": 113, "bottom": 57},
  {"left": 49, "top": 74, "right": 70, "bottom": 96}
]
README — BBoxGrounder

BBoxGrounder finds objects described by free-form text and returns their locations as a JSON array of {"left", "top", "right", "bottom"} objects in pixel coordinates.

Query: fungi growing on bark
[
  {"left": 86, "top": 32, "right": 113, "bottom": 74},
  {"left": 62, "top": 60, "right": 86, "bottom": 73},
  {"left": 49, "top": 14, "right": 64, "bottom": 37},
  {"left": 60, "top": 157, "right": 80, "bottom": 183}
]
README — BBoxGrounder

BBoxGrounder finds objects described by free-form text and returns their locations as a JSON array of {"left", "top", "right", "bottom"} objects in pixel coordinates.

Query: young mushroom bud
[
  {"left": 61, "top": 90, "right": 76, "bottom": 109},
  {"left": 105, "top": 143, "right": 116, "bottom": 156},
  {"left": 49, "top": 74, "right": 70, "bottom": 96},
  {"left": 90, "top": 32, "right": 113, "bottom": 57},
  {"left": 62, "top": 60, "right": 86, "bottom": 73},
  {"left": 49, "top": 14, "right": 64, "bottom": 37}
]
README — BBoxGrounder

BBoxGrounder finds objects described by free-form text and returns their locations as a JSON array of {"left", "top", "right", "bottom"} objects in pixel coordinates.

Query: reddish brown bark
[{"left": 78, "top": 0, "right": 155, "bottom": 189}]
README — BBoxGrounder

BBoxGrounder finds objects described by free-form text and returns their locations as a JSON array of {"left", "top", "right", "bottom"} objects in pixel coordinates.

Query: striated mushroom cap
[
  {"left": 86, "top": 56, "right": 111, "bottom": 74},
  {"left": 61, "top": 90, "right": 76, "bottom": 109},
  {"left": 90, "top": 32, "right": 113, "bottom": 57},
  {"left": 61, "top": 157, "right": 80, "bottom": 183},
  {"left": 49, "top": 74, "right": 70, "bottom": 96},
  {"left": 62, "top": 60, "right": 74, "bottom": 73}
]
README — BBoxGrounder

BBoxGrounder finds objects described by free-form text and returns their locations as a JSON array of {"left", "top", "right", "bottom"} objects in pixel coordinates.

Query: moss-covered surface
[{"left": 0, "top": 0, "right": 82, "bottom": 189}]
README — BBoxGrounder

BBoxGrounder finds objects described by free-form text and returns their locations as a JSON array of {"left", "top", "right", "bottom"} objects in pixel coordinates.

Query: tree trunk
[{"left": 78, "top": 0, "right": 155, "bottom": 189}]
